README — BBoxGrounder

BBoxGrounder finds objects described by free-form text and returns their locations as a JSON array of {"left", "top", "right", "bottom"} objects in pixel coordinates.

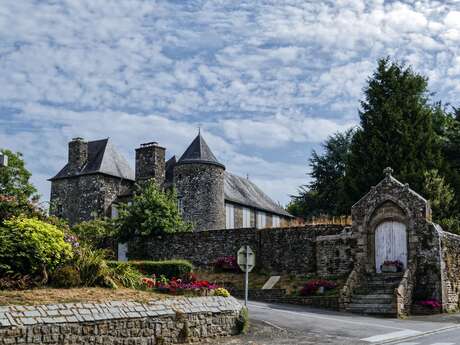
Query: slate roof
[
  {"left": 177, "top": 134, "right": 225, "bottom": 168},
  {"left": 49, "top": 139, "right": 135, "bottom": 181},
  {"left": 224, "top": 172, "right": 292, "bottom": 217}
]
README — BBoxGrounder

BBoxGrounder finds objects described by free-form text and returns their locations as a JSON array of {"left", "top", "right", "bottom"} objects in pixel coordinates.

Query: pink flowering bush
[
  {"left": 417, "top": 299, "right": 441, "bottom": 309},
  {"left": 214, "top": 256, "right": 240, "bottom": 272},
  {"left": 299, "top": 279, "right": 337, "bottom": 296}
]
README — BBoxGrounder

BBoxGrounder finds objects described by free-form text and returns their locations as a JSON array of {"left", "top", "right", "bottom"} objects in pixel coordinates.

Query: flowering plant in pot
[{"left": 381, "top": 260, "right": 404, "bottom": 273}]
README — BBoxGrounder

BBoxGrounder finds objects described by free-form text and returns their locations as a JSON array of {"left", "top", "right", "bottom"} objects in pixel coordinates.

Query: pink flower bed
[
  {"left": 142, "top": 274, "right": 219, "bottom": 295},
  {"left": 300, "top": 279, "right": 337, "bottom": 296}
]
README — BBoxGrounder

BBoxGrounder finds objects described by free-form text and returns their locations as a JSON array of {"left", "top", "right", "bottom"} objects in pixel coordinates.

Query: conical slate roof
[{"left": 177, "top": 134, "right": 225, "bottom": 168}]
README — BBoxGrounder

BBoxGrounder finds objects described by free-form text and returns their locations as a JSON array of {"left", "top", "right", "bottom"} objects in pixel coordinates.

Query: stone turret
[
  {"left": 174, "top": 133, "right": 225, "bottom": 231},
  {"left": 68, "top": 137, "right": 88, "bottom": 174},
  {"left": 135, "top": 142, "right": 166, "bottom": 186}
]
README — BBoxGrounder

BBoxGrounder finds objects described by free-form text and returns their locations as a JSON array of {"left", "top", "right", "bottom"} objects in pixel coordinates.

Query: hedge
[{"left": 108, "top": 260, "right": 193, "bottom": 279}]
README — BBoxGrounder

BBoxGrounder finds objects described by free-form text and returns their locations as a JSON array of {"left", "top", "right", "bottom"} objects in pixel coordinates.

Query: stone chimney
[
  {"left": 68, "top": 137, "right": 88, "bottom": 174},
  {"left": 135, "top": 141, "right": 166, "bottom": 186}
]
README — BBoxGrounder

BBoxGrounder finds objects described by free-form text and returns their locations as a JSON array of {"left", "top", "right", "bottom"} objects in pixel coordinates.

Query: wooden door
[{"left": 375, "top": 221, "right": 407, "bottom": 273}]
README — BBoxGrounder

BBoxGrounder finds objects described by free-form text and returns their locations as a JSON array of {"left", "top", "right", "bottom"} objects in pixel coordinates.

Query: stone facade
[
  {"left": 50, "top": 174, "right": 132, "bottom": 225},
  {"left": 0, "top": 297, "right": 242, "bottom": 344},
  {"left": 50, "top": 135, "right": 291, "bottom": 230},
  {"left": 174, "top": 163, "right": 225, "bottom": 231},
  {"left": 129, "top": 225, "right": 353, "bottom": 275}
]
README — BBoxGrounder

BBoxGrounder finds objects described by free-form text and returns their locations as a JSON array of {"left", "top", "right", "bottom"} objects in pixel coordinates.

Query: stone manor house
[{"left": 49, "top": 134, "right": 292, "bottom": 230}]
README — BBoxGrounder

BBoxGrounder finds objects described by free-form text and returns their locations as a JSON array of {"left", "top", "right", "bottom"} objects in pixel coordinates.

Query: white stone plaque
[{"left": 262, "top": 276, "right": 280, "bottom": 290}]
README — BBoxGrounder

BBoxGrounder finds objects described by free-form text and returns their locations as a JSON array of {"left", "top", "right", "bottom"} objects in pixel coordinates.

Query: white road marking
[
  {"left": 430, "top": 343, "right": 455, "bottom": 345},
  {"left": 262, "top": 320, "right": 285, "bottom": 331},
  {"left": 362, "top": 330, "right": 422, "bottom": 343}
]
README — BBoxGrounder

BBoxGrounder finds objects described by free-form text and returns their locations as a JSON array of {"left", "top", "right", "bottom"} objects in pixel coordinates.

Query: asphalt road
[
  {"left": 221, "top": 301, "right": 460, "bottom": 345},
  {"left": 386, "top": 327, "right": 460, "bottom": 344}
]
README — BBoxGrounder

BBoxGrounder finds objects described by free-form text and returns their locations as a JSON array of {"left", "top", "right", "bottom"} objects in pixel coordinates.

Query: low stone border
[
  {"left": 229, "top": 289, "right": 287, "bottom": 301},
  {"left": 0, "top": 296, "right": 243, "bottom": 344},
  {"left": 411, "top": 304, "right": 442, "bottom": 315},
  {"left": 229, "top": 288, "right": 339, "bottom": 310}
]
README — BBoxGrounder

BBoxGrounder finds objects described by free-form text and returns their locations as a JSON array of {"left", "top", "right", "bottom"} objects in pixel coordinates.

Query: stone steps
[
  {"left": 346, "top": 303, "right": 397, "bottom": 316},
  {"left": 347, "top": 273, "right": 402, "bottom": 316},
  {"left": 351, "top": 294, "right": 394, "bottom": 304}
]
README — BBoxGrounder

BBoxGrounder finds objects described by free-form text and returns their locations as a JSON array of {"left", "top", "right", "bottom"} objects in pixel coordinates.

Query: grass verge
[{"left": 0, "top": 287, "right": 171, "bottom": 306}]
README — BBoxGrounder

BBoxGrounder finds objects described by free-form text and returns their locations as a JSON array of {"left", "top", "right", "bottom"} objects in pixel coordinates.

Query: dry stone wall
[
  {"left": 129, "top": 225, "right": 355, "bottom": 276},
  {"left": 0, "top": 297, "right": 242, "bottom": 345}
]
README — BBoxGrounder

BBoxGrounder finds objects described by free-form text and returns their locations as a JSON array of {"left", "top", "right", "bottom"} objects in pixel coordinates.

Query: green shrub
[
  {"left": 74, "top": 245, "right": 116, "bottom": 288},
  {"left": 236, "top": 307, "right": 250, "bottom": 335},
  {"left": 0, "top": 216, "right": 73, "bottom": 275},
  {"left": 123, "top": 260, "right": 193, "bottom": 279},
  {"left": 51, "top": 266, "right": 81, "bottom": 288},
  {"left": 107, "top": 261, "right": 143, "bottom": 289}
]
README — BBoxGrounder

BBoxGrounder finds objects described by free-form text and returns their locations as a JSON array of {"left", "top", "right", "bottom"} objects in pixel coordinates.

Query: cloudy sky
[{"left": 1, "top": 0, "right": 460, "bottom": 207}]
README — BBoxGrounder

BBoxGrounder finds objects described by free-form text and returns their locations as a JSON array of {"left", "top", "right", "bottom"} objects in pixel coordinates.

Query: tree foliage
[
  {"left": 344, "top": 58, "right": 442, "bottom": 206},
  {"left": 116, "top": 181, "right": 192, "bottom": 242},
  {"left": 289, "top": 129, "right": 354, "bottom": 218},
  {"left": 72, "top": 218, "right": 115, "bottom": 249},
  {"left": 0, "top": 150, "right": 42, "bottom": 222},
  {"left": 0, "top": 149, "right": 38, "bottom": 201}
]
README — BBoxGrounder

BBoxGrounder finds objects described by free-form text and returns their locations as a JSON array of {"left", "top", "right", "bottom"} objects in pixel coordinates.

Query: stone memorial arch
[
  {"left": 352, "top": 167, "right": 431, "bottom": 276},
  {"left": 340, "top": 167, "right": 453, "bottom": 317}
]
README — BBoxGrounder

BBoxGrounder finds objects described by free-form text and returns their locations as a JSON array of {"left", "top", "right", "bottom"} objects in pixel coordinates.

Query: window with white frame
[
  {"left": 256, "top": 211, "right": 266, "bottom": 229},
  {"left": 272, "top": 215, "right": 280, "bottom": 228},
  {"left": 242, "top": 207, "right": 251, "bottom": 228},
  {"left": 226, "top": 203, "right": 235, "bottom": 229}
]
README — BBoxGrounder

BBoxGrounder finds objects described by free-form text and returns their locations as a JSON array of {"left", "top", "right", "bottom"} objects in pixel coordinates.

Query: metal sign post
[{"left": 237, "top": 245, "right": 255, "bottom": 307}]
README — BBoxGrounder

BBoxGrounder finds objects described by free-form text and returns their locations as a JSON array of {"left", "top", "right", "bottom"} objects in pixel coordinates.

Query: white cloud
[{"left": 1, "top": 0, "right": 460, "bottom": 206}]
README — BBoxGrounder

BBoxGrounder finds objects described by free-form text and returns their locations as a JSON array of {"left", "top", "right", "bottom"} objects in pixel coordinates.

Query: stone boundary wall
[
  {"left": 0, "top": 297, "right": 242, "bottom": 345},
  {"left": 129, "top": 225, "right": 354, "bottom": 275},
  {"left": 440, "top": 230, "right": 460, "bottom": 312}
]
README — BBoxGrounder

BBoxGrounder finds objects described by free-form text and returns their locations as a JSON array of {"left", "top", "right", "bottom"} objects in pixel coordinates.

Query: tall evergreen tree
[
  {"left": 344, "top": 58, "right": 443, "bottom": 206},
  {"left": 288, "top": 129, "right": 353, "bottom": 217}
]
